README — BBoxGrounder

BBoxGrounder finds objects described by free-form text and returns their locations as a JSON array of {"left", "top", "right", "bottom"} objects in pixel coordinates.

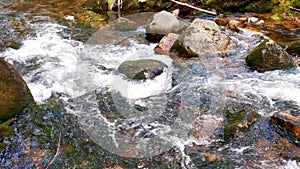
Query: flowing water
[{"left": 1, "top": 1, "right": 300, "bottom": 168}]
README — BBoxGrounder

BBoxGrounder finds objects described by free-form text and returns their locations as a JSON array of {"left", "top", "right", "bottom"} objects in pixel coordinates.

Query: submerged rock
[
  {"left": 86, "top": 17, "right": 146, "bottom": 45},
  {"left": 0, "top": 58, "right": 34, "bottom": 121},
  {"left": 270, "top": 110, "right": 300, "bottom": 140},
  {"left": 246, "top": 39, "right": 294, "bottom": 72},
  {"left": 170, "top": 18, "right": 233, "bottom": 58},
  {"left": 117, "top": 59, "right": 167, "bottom": 80},
  {"left": 224, "top": 109, "right": 260, "bottom": 142},
  {"left": 286, "top": 40, "right": 300, "bottom": 56},
  {"left": 145, "top": 10, "right": 180, "bottom": 42}
]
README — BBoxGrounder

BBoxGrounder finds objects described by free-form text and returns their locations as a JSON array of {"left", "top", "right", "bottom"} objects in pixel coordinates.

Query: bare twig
[
  {"left": 170, "top": 0, "right": 217, "bottom": 15},
  {"left": 117, "top": 0, "right": 123, "bottom": 18},
  {"left": 46, "top": 132, "right": 61, "bottom": 169},
  {"left": 288, "top": 6, "right": 300, "bottom": 12}
]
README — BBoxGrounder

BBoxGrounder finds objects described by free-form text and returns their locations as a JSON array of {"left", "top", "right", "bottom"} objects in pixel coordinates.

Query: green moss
[
  {"left": 0, "top": 124, "right": 14, "bottom": 150},
  {"left": 287, "top": 40, "right": 300, "bottom": 56},
  {"left": 65, "top": 145, "right": 79, "bottom": 156},
  {"left": 245, "top": 0, "right": 274, "bottom": 13},
  {"left": 224, "top": 109, "right": 260, "bottom": 142},
  {"left": 0, "top": 124, "right": 14, "bottom": 137},
  {"left": 224, "top": 109, "right": 247, "bottom": 142},
  {"left": 292, "top": 0, "right": 300, "bottom": 8},
  {"left": 246, "top": 39, "right": 269, "bottom": 69},
  {"left": 246, "top": 39, "right": 294, "bottom": 72},
  {"left": 30, "top": 100, "right": 62, "bottom": 114}
]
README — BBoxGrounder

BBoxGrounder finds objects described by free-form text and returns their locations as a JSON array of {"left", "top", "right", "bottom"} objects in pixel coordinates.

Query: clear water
[{"left": 1, "top": 13, "right": 300, "bottom": 169}]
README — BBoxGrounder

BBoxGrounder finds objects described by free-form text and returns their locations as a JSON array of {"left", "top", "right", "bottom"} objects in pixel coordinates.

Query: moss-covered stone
[
  {"left": 287, "top": 40, "right": 300, "bottom": 56},
  {"left": 224, "top": 109, "right": 260, "bottom": 142},
  {"left": 0, "top": 58, "right": 34, "bottom": 122},
  {"left": 0, "top": 123, "right": 15, "bottom": 150},
  {"left": 246, "top": 39, "right": 294, "bottom": 72},
  {"left": 117, "top": 59, "right": 167, "bottom": 80}
]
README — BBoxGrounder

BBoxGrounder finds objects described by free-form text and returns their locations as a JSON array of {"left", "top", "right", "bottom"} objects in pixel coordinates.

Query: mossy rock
[
  {"left": 245, "top": 0, "right": 274, "bottom": 13},
  {"left": 224, "top": 109, "right": 260, "bottom": 142},
  {"left": 246, "top": 39, "right": 294, "bottom": 72},
  {"left": 117, "top": 59, "right": 167, "bottom": 80},
  {"left": 287, "top": 40, "right": 300, "bottom": 56},
  {"left": 0, "top": 124, "right": 14, "bottom": 150},
  {"left": 0, "top": 58, "right": 34, "bottom": 122}
]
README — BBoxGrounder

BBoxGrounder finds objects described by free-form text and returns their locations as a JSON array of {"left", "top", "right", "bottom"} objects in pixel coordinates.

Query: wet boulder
[
  {"left": 154, "top": 33, "right": 180, "bottom": 55},
  {"left": 270, "top": 110, "right": 300, "bottom": 140},
  {"left": 117, "top": 59, "right": 167, "bottom": 80},
  {"left": 170, "top": 18, "right": 233, "bottom": 58},
  {"left": 246, "top": 39, "right": 294, "bottom": 72},
  {"left": 145, "top": 10, "right": 180, "bottom": 42},
  {"left": 286, "top": 40, "right": 300, "bottom": 56},
  {"left": 0, "top": 58, "right": 34, "bottom": 121}
]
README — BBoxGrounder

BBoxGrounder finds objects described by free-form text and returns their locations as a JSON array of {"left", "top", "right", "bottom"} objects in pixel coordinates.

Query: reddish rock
[
  {"left": 226, "top": 20, "right": 242, "bottom": 33},
  {"left": 215, "top": 18, "right": 231, "bottom": 26},
  {"left": 202, "top": 153, "right": 221, "bottom": 163},
  {"left": 270, "top": 110, "right": 300, "bottom": 139},
  {"left": 154, "top": 33, "right": 179, "bottom": 55}
]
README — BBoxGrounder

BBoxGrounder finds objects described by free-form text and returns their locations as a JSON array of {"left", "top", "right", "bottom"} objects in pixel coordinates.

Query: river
[{"left": 1, "top": 0, "right": 300, "bottom": 168}]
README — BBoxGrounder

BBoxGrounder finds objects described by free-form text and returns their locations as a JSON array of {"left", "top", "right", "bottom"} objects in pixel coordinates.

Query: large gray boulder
[
  {"left": 246, "top": 39, "right": 294, "bottom": 72},
  {"left": 0, "top": 58, "right": 34, "bottom": 122},
  {"left": 170, "top": 18, "right": 233, "bottom": 58},
  {"left": 146, "top": 10, "right": 180, "bottom": 42}
]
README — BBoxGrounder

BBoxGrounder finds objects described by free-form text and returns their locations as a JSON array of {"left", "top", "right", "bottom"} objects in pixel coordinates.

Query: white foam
[
  {"left": 3, "top": 23, "right": 83, "bottom": 102},
  {"left": 226, "top": 68, "right": 300, "bottom": 116}
]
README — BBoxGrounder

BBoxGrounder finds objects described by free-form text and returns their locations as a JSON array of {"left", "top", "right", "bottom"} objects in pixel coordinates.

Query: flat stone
[{"left": 117, "top": 59, "right": 167, "bottom": 80}]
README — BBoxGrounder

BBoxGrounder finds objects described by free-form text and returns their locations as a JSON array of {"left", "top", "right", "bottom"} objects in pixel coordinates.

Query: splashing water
[{"left": 2, "top": 18, "right": 300, "bottom": 168}]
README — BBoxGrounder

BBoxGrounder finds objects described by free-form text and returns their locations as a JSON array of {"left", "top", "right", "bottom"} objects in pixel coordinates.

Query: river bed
[{"left": 0, "top": 1, "right": 300, "bottom": 168}]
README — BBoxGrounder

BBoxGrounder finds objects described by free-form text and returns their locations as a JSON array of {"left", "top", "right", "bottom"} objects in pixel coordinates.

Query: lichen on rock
[{"left": 246, "top": 39, "right": 294, "bottom": 72}]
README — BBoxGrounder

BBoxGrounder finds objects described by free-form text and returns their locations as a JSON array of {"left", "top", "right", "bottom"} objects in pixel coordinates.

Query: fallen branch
[
  {"left": 170, "top": 0, "right": 217, "bottom": 15},
  {"left": 46, "top": 132, "right": 61, "bottom": 169},
  {"left": 288, "top": 6, "right": 300, "bottom": 12}
]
